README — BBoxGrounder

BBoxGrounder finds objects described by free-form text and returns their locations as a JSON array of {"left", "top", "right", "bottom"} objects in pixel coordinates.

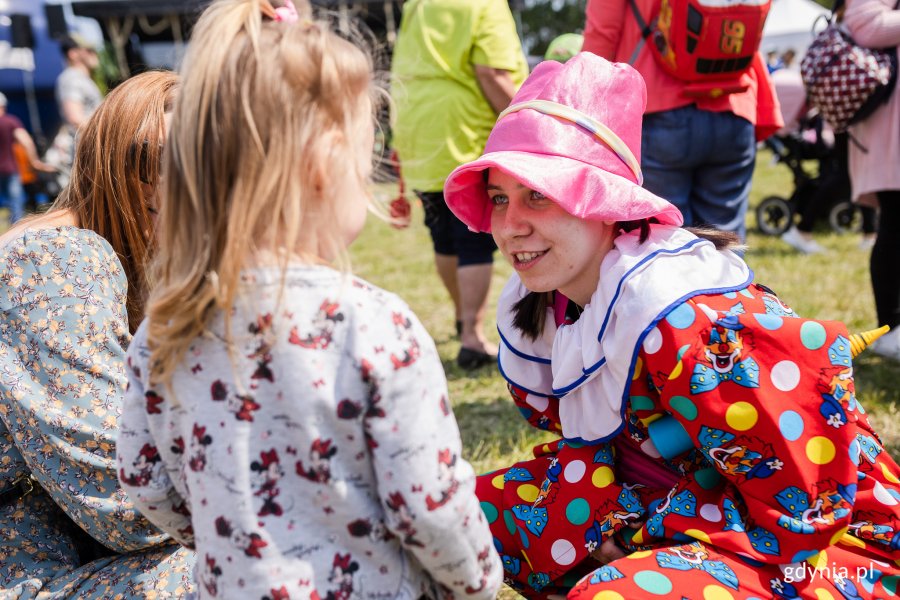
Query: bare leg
[
  {"left": 434, "top": 253, "right": 461, "bottom": 324},
  {"left": 457, "top": 263, "right": 497, "bottom": 355}
]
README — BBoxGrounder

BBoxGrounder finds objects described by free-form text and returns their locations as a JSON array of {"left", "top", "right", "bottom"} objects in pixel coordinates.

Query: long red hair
[{"left": 54, "top": 70, "right": 178, "bottom": 332}]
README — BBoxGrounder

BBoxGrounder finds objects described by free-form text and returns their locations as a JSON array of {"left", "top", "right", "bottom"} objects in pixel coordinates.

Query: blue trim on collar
[
  {"left": 596, "top": 238, "right": 707, "bottom": 344},
  {"left": 496, "top": 357, "right": 552, "bottom": 398},
  {"left": 551, "top": 238, "right": 709, "bottom": 396},
  {"left": 559, "top": 273, "right": 756, "bottom": 444},
  {"left": 498, "top": 327, "right": 552, "bottom": 365}
]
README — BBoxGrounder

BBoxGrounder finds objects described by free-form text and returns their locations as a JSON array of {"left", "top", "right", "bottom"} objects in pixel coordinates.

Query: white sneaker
[
  {"left": 869, "top": 328, "right": 900, "bottom": 361},
  {"left": 781, "top": 227, "right": 825, "bottom": 254},
  {"left": 858, "top": 236, "right": 876, "bottom": 251}
]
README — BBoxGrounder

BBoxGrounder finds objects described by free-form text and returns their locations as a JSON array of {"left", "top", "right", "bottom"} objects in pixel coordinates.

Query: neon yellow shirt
[{"left": 390, "top": 0, "right": 528, "bottom": 192}]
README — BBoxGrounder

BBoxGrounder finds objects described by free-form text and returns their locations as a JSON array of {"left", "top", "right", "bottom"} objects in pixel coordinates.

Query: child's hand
[{"left": 389, "top": 196, "right": 411, "bottom": 229}]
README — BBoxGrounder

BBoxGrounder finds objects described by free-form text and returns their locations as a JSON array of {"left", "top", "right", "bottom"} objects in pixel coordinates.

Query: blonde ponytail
[{"left": 147, "top": 0, "right": 375, "bottom": 385}]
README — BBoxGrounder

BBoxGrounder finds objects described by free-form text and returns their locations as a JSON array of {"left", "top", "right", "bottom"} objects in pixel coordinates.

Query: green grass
[{"left": 355, "top": 148, "right": 900, "bottom": 482}]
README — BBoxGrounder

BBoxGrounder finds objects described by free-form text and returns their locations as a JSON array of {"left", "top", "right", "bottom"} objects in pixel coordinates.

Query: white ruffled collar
[{"left": 496, "top": 225, "right": 752, "bottom": 443}]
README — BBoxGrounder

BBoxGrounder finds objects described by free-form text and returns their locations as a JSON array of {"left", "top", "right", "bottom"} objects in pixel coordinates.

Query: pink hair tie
[{"left": 274, "top": 0, "right": 299, "bottom": 23}]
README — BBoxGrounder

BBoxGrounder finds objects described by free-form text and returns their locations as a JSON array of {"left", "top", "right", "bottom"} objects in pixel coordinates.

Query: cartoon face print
[
  {"left": 189, "top": 424, "right": 213, "bottom": 472},
  {"left": 325, "top": 553, "right": 359, "bottom": 600},
  {"left": 211, "top": 379, "right": 261, "bottom": 422},
  {"left": 251, "top": 449, "right": 284, "bottom": 517},
  {"left": 201, "top": 554, "right": 222, "bottom": 596},
  {"left": 425, "top": 448, "right": 460, "bottom": 510},
  {"left": 120, "top": 442, "right": 162, "bottom": 487},
  {"left": 289, "top": 300, "right": 345, "bottom": 350},
  {"left": 296, "top": 438, "right": 337, "bottom": 483},
  {"left": 214, "top": 516, "right": 268, "bottom": 558}
]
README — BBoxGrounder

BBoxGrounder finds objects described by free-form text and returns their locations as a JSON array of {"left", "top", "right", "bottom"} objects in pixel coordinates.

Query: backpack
[
  {"left": 628, "top": 0, "right": 772, "bottom": 98},
  {"left": 800, "top": 9, "right": 899, "bottom": 133}
]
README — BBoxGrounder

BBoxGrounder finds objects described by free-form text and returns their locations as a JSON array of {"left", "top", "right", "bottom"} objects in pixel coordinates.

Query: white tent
[{"left": 761, "top": 0, "right": 831, "bottom": 64}]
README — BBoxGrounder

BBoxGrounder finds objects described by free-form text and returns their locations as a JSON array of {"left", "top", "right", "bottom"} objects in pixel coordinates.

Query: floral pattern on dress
[{"left": 0, "top": 226, "right": 194, "bottom": 598}]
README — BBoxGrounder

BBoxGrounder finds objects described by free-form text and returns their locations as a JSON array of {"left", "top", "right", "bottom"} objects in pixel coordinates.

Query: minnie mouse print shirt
[{"left": 117, "top": 265, "right": 501, "bottom": 600}]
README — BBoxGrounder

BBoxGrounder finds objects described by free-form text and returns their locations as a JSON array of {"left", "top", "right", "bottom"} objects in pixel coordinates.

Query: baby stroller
[{"left": 756, "top": 114, "right": 861, "bottom": 236}]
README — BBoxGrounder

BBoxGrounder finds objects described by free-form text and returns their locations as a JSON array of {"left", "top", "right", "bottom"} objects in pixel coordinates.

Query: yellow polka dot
[
  {"left": 684, "top": 529, "right": 711, "bottom": 544},
  {"left": 806, "top": 436, "right": 836, "bottom": 465},
  {"left": 668, "top": 360, "right": 684, "bottom": 380},
  {"left": 632, "top": 357, "right": 643, "bottom": 381},
  {"left": 626, "top": 550, "right": 653, "bottom": 559},
  {"left": 542, "top": 444, "right": 552, "bottom": 454},
  {"left": 725, "top": 401, "right": 758, "bottom": 431},
  {"left": 492, "top": 474, "right": 505, "bottom": 489},
  {"left": 517, "top": 484, "right": 539, "bottom": 503},
  {"left": 829, "top": 526, "right": 848, "bottom": 546},
  {"left": 839, "top": 532, "right": 867, "bottom": 549},
  {"left": 592, "top": 466, "right": 615, "bottom": 488},
  {"left": 593, "top": 592, "right": 625, "bottom": 600},
  {"left": 814, "top": 588, "right": 836, "bottom": 600},
  {"left": 807, "top": 550, "right": 828, "bottom": 570},
  {"left": 882, "top": 463, "right": 900, "bottom": 484},
  {"left": 703, "top": 585, "right": 735, "bottom": 600}
]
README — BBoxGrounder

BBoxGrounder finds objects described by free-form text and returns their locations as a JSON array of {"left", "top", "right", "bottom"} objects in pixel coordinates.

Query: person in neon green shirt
[{"left": 391, "top": 0, "right": 527, "bottom": 370}]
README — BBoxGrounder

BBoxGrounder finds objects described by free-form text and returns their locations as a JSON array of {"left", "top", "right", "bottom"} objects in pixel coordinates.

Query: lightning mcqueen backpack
[{"left": 628, "top": 0, "right": 772, "bottom": 98}]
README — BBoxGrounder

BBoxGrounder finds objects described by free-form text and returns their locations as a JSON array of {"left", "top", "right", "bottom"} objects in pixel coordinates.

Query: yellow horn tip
[{"left": 849, "top": 325, "right": 891, "bottom": 358}]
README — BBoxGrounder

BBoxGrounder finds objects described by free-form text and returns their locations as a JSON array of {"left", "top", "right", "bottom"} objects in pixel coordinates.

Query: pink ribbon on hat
[{"left": 274, "top": 0, "right": 299, "bottom": 23}]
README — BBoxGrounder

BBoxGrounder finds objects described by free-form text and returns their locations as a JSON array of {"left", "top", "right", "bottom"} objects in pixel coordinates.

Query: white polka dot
[
  {"left": 640, "top": 438, "right": 662, "bottom": 458},
  {"left": 564, "top": 460, "right": 586, "bottom": 483},
  {"left": 873, "top": 480, "right": 899, "bottom": 506},
  {"left": 526, "top": 394, "right": 550, "bottom": 412},
  {"left": 643, "top": 327, "right": 663, "bottom": 354},
  {"left": 771, "top": 360, "right": 801, "bottom": 392},
  {"left": 699, "top": 503, "right": 722, "bottom": 523},
  {"left": 550, "top": 539, "right": 577, "bottom": 565}
]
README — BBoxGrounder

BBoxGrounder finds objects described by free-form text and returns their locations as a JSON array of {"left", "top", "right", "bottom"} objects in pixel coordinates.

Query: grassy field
[{"left": 353, "top": 147, "right": 900, "bottom": 481}]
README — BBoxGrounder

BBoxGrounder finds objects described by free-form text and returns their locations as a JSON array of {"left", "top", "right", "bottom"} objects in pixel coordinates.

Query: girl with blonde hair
[
  {"left": 116, "top": 1, "right": 500, "bottom": 598},
  {"left": 0, "top": 71, "right": 195, "bottom": 597}
]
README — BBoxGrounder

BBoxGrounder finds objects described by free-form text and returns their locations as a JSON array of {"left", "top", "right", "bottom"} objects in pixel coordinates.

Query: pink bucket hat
[{"left": 444, "top": 53, "right": 683, "bottom": 232}]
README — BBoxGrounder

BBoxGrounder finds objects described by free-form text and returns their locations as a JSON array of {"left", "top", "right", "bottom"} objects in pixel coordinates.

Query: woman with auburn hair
[{"left": 0, "top": 70, "right": 194, "bottom": 598}]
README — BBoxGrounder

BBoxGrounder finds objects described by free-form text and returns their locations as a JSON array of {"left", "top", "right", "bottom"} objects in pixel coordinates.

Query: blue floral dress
[{"left": 0, "top": 227, "right": 195, "bottom": 598}]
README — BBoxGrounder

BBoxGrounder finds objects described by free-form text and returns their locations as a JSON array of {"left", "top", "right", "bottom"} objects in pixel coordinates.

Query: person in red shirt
[
  {"left": 582, "top": 0, "right": 782, "bottom": 242},
  {"left": 0, "top": 93, "right": 52, "bottom": 224}
]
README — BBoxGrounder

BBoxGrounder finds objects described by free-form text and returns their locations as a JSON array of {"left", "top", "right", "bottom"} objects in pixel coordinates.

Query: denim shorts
[{"left": 641, "top": 105, "right": 756, "bottom": 240}]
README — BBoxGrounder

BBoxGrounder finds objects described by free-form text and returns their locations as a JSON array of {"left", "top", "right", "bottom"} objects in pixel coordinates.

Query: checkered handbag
[{"left": 801, "top": 23, "right": 898, "bottom": 132}]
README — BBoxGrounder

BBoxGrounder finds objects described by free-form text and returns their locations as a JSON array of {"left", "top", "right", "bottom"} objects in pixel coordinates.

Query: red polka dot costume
[{"left": 476, "top": 226, "right": 900, "bottom": 599}]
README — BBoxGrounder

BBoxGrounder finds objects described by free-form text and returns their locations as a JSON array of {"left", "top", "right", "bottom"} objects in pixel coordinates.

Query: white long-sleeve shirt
[{"left": 117, "top": 265, "right": 501, "bottom": 599}]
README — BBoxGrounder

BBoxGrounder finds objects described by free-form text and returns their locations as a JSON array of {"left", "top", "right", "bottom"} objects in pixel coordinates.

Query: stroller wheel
[
  {"left": 756, "top": 195, "right": 794, "bottom": 236},
  {"left": 829, "top": 201, "right": 862, "bottom": 234}
]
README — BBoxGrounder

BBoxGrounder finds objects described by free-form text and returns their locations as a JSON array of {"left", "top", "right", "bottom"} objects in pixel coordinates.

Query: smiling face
[{"left": 487, "top": 168, "right": 617, "bottom": 306}]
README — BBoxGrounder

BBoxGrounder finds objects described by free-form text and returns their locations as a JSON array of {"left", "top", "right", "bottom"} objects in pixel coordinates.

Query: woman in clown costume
[{"left": 443, "top": 52, "right": 900, "bottom": 599}]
